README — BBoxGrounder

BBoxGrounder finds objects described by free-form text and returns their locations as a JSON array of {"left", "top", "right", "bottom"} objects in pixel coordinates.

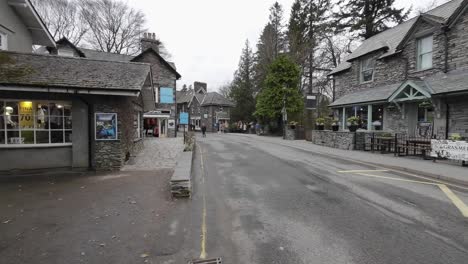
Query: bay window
[
  {"left": 417, "top": 35, "right": 433, "bottom": 70},
  {"left": 0, "top": 100, "right": 72, "bottom": 146}
]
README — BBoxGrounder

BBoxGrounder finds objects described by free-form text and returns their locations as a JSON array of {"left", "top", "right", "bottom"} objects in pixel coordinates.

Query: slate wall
[{"left": 311, "top": 131, "right": 356, "bottom": 150}]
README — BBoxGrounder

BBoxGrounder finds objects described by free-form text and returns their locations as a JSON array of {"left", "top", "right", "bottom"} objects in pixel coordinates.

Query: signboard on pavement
[
  {"left": 179, "top": 112, "right": 189, "bottom": 125},
  {"left": 431, "top": 139, "right": 468, "bottom": 161}
]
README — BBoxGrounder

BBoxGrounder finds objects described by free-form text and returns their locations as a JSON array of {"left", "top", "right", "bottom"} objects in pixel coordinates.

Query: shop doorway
[{"left": 159, "top": 118, "right": 168, "bottom": 138}]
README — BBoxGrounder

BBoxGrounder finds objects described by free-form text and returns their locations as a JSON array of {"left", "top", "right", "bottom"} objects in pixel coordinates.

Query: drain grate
[{"left": 189, "top": 258, "right": 222, "bottom": 264}]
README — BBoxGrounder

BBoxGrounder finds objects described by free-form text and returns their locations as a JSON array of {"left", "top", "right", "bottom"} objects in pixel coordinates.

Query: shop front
[
  {"left": 0, "top": 51, "right": 151, "bottom": 172},
  {"left": 143, "top": 110, "right": 171, "bottom": 138}
]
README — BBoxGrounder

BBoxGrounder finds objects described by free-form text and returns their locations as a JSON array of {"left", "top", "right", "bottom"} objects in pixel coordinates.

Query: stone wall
[
  {"left": 448, "top": 7, "right": 468, "bottom": 71},
  {"left": 91, "top": 95, "right": 144, "bottom": 171},
  {"left": 311, "top": 130, "right": 356, "bottom": 150},
  {"left": 133, "top": 51, "right": 178, "bottom": 138}
]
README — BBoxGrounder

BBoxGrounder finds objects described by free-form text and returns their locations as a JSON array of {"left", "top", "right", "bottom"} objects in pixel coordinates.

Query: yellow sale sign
[{"left": 19, "top": 101, "right": 34, "bottom": 128}]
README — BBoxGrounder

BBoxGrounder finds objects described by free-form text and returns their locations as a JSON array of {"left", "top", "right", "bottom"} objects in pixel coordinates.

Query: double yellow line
[{"left": 339, "top": 170, "right": 468, "bottom": 218}]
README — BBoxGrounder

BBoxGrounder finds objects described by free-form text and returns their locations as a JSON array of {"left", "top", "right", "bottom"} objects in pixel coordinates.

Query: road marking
[
  {"left": 350, "top": 173, "right": 468, "bottom": 218},
  {"left": 199, "top": 146, "right": 207, "bottom": 259},
  {"left": 338, "top": 169, "right": 389, "bottom": 173},
  {"left": 438, "top": 184, "right": 468, "bottom": 218},
  {"left": 356, "top": 173, "right": 438, "bottom": 186}
]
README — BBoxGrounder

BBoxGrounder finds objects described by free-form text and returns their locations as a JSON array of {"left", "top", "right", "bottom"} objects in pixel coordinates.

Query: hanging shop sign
[
  {"left": 179, "top": 112, "right": 189, "bottom": 125},
  {"left": 305, "top": 94, "right": 317, "bottom": 110},
  {"left": 431, "top": 139, "right": 468, "bottom": 161},
  {"left": 160, "top": 87, "right": 174, "bottom": 104},
  {"left": 95, "top": 113, "right": 118, "bottom": 140}
]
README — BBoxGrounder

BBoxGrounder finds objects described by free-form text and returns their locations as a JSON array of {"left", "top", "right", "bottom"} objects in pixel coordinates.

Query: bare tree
[
  {"left": 31, "top": 0, "right": 88, "bottom": 45},
  {"left": 218, "top": 82, "right": 233, "bottom": 99},
  {"left": 81, "top": 0, "right": 147, "bottom": 55}
]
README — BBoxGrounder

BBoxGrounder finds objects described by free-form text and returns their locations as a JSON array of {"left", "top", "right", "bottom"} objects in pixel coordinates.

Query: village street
[{"left": 179, "top": 133, "right": 468, "bottom": 264}]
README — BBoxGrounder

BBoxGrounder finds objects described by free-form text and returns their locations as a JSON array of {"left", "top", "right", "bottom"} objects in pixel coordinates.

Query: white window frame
[
  {"left": 360, "top": 56, "right": 375, "bottom": 83},
  {"left": 0, "top": 99, "right": 72, "bottom": 147},
  {"left": 0, "top": 31, "right": 8, "bottom": 50},
  {"left": 417, "top": 35, "right": 433, "bottom": 71},
  {"left": 58, "top": 48, "right": 74, "bottom": 57},
  {"left": 137, "top": 111, "right": 141, "bottom": 139},
  {"left": 154, "top": 87, "right": 159, "bottom": 103}
]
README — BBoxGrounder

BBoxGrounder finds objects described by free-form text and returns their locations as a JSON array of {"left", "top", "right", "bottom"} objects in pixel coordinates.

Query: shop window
[
  {"left": 418, "top": 105, "right": 434, "bottom": 122},
  {"left": 417, "top": 35, "right": 433, "bottom": 70},
  {"left": 0, "top": 100, "right": 72, "bottom": 146},
  {"left": 371, "top": 105, "right": 384, "bottom": 130}
]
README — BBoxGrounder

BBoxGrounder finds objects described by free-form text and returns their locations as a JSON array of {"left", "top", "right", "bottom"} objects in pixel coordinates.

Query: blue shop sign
[
  {"left": 179, "top": 112, "right": 189, "bottom": 125},
  {"left": 160, "top": 87, "right": 174, "bottom": 103}
]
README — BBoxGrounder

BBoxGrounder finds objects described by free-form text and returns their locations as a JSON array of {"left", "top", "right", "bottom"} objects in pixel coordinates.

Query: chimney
[{"left": 141, "top": 32, "right": 161, "bottom": 52}]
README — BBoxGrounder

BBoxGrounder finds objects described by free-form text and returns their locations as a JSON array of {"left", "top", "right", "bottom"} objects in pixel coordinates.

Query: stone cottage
[
  {"left": 176, "top": 82, "right": 234, "bottom": 132},
  {"left": 329, "top": 0, "right": 468, "bottom": 140}
]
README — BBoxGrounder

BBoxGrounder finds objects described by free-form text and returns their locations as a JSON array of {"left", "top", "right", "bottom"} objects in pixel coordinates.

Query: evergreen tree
[
  {"left": 335, "top": 0, "right": 411, "bottom": 39},
  {"left": 254, "top": 2, "right": 287, "bottom": 93},
  {"left": 230, "top": 40, "right": 256, "bottom": 122},
  {"left": 255, "top": 55, "right": 304, "bottom": 123}
]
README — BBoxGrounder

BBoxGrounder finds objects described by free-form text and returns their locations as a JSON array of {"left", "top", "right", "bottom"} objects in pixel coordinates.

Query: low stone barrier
[
  {"left": 311, "top": 130, "right": 356, "bottom": 150},
  {"left": 170, "top": 151, "right": 193, "bottom": 198}
]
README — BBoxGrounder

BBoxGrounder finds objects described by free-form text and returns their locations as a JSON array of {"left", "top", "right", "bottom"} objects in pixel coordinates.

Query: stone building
[
  {"left": 0, "top": 0, "right": 179, "bottom": 171},
  {"left": 329, "top": 0, "right": 468, "bottom": 140},
  {"left": 176, "top": 82, "right": 234, "bottom": 132}
]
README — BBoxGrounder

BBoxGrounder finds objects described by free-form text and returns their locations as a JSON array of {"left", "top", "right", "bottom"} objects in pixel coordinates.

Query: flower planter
[
  {"left": 317, "top": 125, "right": 325, "bottom": 131},
  {"left": 332, "top": 125, "right": 339, "bottom": 132},
  {"left": 348, "top": 125, "right": 358, "bottom": 132}
]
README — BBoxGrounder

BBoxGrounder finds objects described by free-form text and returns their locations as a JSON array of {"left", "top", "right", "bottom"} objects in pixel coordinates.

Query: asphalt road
[{"left": 185, "top": 133, "right": 468, "bottom": 264}]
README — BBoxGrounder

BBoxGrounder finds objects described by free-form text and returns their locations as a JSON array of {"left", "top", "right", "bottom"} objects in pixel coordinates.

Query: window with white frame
[
  {"left": 360, "top": 56, "right": 375, "bottom": 83},
  {"left": 417, "top": 35, "right": 433, "bottom": 70},
  {"left": 154, "top": 87, "right": 159, "bottom": 103},
  {"left": 0, "top": 100, "right": 72, "bottom": 145},
  {"left": 58, "top": 48, "right": 74, "bottom": 57},
  {"left": 0, "top": 31, "right": 7, "bottom": 50}
]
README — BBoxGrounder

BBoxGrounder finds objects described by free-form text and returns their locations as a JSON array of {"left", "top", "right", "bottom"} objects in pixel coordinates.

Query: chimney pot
[{"left": 152, "top": 33, "right": 156, "bottom": 40}]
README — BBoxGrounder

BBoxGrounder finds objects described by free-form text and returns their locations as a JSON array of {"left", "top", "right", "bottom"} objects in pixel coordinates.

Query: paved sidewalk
[
  {"left": 123, "top": 138, "right": 184, "bottom": 171},
  {"left": 233, "top": 134, "right": 468, "bottom": 186}
]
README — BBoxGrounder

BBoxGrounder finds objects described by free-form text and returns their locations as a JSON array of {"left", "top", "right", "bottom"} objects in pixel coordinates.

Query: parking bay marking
[{"left": 337, "top": 171, "right": 468, "bottom": 218}]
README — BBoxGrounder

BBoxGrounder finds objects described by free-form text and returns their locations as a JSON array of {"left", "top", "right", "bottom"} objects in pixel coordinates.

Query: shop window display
[{"left": 0, "top": 100, "right": 72, "bottom": 145}]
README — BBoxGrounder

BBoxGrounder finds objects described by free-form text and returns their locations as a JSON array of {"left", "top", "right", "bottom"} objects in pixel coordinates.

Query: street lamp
[{"left": 282, "top": 87, "right": 287, "bottom": 140}]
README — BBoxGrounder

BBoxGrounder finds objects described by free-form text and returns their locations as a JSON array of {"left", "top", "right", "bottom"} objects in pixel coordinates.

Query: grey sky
[{"left": 130, "top": 0, "right": 446, "bottom": 91}]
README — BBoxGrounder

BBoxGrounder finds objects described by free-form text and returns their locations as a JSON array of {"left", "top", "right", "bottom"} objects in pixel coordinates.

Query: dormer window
[
  {"left": 0, "top": 31, "right": 8, "bottom": 50},
  {"left": 417, "top": 35, "right": 433, "bottom": 70},
  {"left": 360, "top": 56, "right": 375, "bottom": 83},
  {"left": 58, "top": 48, "right": 74, "bottom": 57}
]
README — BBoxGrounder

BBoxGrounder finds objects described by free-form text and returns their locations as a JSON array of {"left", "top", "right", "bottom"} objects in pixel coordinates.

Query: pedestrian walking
[{"left": 201, "top": 123, "right": 207, "bottom": 137}]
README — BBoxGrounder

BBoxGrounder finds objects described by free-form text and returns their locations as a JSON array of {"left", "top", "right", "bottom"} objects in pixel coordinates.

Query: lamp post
[{"left": 282, "top": 88, "right": 287, "bottom": 140}]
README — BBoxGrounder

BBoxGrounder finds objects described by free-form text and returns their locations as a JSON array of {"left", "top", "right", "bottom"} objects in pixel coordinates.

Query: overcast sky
[{"left": 129, "top": 0, "right": 446, "bottom": 91}]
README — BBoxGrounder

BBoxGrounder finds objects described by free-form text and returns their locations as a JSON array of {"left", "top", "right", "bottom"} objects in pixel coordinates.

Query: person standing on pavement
[{"left": 201, "top": 123, "right": 207, "bottom": 137}]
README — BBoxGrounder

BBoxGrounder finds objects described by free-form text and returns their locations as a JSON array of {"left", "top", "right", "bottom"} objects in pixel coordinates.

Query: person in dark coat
[{"left": 201, "top": 123, "right": 207, "bottom": 137}]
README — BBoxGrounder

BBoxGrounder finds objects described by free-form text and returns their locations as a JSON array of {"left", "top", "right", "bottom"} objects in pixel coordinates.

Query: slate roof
[
  {"left": 329, "top": 0, "right": 465, "bottom": 75},
  {"left": 329, "top": 69, "right": 468, "bottom": 107},
  {"left": 79, "top": 48, "right": 135, "bottom": 62},
  {"left": 0, "top": 51, "right": 150, "bottom": 92},
  {"left": 329, "top": 83, "right": 401, "bottom": 107},
  {"left": 424, "top": 70, "right": 468, "bottom": 95},
  {"left": 201, "top": 92, "right": 234, "bottom": 106},
  {"left": 176, "top": 89, "right": 233, "bottom": 107},
  {"left": 176, "top": 90, "right": 193, "bottom": 103}
]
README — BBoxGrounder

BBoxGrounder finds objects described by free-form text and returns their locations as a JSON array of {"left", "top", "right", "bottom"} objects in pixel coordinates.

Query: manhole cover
[{"left": 189, "top": 258, "right": 222, "bottom": 264}]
